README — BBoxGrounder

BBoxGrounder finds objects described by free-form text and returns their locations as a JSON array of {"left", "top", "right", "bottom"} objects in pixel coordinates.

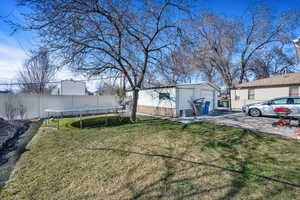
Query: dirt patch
[
  {"left": 0, "top": 119, "right": 41, "bottom": 188},
  {"left": 0, "top": 119, "right": 30, "bottom": 151}
]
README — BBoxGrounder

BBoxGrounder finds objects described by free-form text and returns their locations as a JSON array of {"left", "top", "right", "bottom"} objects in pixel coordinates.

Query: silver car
[{"left": 242, "top": 97, "right": 300, "bottom": 117}]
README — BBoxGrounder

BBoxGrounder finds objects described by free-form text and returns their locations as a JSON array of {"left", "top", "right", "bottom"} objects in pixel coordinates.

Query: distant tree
[
  {"left": 17, "top": 99, "right": 27, "bottom": 120},
  {"left": 15, "top": 0, "right": 190, "bottom": 122},
  {"left": 4, "top": 95, "right": 17, "bottom": 121},
  {"left": 147, "top": 45, "right": 194, "bottom": 86},
  {"left": 248, "top": 45, "right": 298, "bottom": 79},
  {"left": 190, "top": 45, "right": 223, "bottom": 87},
  {"left": 17, "top": 49, "right": 57, "bottom": 94},
  {"left": 188, "top": 4, "right": 300, "bottom": 88},
  {"left": 96, "top": 82, "right": 122, "bottom": 96},
  {"left": 237, "top": 5, "right": 300, "bottom": 83},
  {"left": 188, "top": 12, "right": 240, "bottom": 88}
]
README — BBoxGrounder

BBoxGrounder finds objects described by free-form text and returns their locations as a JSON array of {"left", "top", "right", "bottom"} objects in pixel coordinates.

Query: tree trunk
[
  {"left": 131, "top": 89, "right": 139, "bottom": 122},
  {"left": 239, "top": 63, "right": 246, "bottom": 84}
]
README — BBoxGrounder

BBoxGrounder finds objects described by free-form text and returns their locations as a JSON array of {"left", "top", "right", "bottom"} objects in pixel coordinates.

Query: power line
[{"left": 0, "top": 76, "right": 122, "bottom": 86}]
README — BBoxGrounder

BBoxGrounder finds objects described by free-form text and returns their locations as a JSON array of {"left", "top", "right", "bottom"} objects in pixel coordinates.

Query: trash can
[
  {"left": 203, "top": 101, "right": 210, "bottom": 115},
  {"left": 193, "top": 98, "right": 204, "bottom": 116}
]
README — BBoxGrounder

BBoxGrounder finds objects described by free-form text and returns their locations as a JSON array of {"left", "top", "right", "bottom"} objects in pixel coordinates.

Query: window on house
[
  {"left": 248, "top": 89, "right": 255, "bottom": 100},
  {"left": 235, "top": 95, "right": 240, "bottom": 100},
  {"left": 289, "top": 86, "right": 299, "bottom": 96},
  {"left": 159, "top": 92, "right": 170, "bottom": 100}
]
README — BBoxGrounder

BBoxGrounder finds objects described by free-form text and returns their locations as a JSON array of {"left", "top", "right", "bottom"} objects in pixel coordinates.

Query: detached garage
[{"left": 127, "top": 82, "right": 219, "bottom": 117}]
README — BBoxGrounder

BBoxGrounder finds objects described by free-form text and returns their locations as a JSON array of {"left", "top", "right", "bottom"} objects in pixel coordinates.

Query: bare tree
[
  {"left": 188, "top": 5, "right": 299, "bottom": 88},
  {"left": 4, "top": 95, "right": 17, "bottom": 121},
  {"left": 188, "top": 12, "right": 240, "bottom": 88},
  {"left": 17, "top": 49, "right": 57, "bottom": 94},
  {"left": 147, "top": 45, "right": 194, "bottom": 86},
  {"left": 238, "top": 5, "right": 300, "bottom": 83},
  {"left": 15, "top": 0, "right": 189, "bottom": 122},
  {"left": 17, "top": 100, "right": 27, "bottom": 120},
  {"left": 96, "top": 82, "right": 122, "bottom": 96},
  {"left": 190, "top": 46, "right": 223, "bottom": 86},
  {"left": 248, "top": 45, "right": 298, "bottom": 79}
]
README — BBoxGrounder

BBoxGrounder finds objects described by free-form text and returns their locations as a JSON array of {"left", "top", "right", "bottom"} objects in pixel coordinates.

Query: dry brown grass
[{"left": 0, "top": 115, "right": 299, "bottom": 200}]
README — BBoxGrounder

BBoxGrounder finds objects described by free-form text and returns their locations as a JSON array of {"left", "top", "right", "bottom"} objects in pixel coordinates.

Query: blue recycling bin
[{"left": 203, "top": 101, "right": 210, "bottom": 115}]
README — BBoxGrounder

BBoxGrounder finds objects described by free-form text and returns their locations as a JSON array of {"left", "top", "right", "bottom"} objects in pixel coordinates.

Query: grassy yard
[{"left": 0, "top": 115, "right": 299, "bottom": 200}]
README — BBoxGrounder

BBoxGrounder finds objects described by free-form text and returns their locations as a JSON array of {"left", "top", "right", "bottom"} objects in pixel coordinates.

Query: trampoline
[{"left": 45, "top": 105, "right": 125, "bottom": 129}]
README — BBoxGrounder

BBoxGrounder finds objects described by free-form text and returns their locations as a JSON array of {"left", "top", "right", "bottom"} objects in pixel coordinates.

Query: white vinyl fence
[{"left": 0, "top": 93, "right": 120, "bottom": 119}]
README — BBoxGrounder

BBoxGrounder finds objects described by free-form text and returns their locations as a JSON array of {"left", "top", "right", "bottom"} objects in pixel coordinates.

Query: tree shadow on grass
[
  {"left": 108, "top": 156, "right": 238, "bottom": 199},
  {"left": 187, "top": 123, "right": 299, "bottom": 199},
  {"left": 106, "top": 144, "right": 242, "bottom": 200},
  {"left": 60, "top": 118, "right": 299, "bottom": 199}
]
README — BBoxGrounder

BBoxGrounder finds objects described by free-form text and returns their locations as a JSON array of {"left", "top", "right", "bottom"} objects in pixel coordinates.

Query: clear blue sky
[{"left": 0, "top": 0, "right": 299, "bottom": 87}]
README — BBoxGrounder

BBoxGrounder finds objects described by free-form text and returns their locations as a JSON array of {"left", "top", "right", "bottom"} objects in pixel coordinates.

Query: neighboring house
[
  {"left": 127, "top": 82, "right": 219, "bottom": 117},
  {"left": 51, "top": 80, "right": 86, "bottom": 95},
  {"left": 231, "top": 72, "right": 300, "bottom": 110}
]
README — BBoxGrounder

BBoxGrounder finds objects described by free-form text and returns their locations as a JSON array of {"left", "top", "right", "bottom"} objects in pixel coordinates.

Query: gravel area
[{"left": 176, "top": 112, "right": 298, "bottom": 139}]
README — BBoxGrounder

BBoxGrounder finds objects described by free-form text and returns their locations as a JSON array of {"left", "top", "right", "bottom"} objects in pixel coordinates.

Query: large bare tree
[
  {"left": 17, "top": 49, "right": 57, "bottom": 94},
  {"left": 15, "top": 0, "right": 189, "bottom": 121},
  {"left": 238, "top": 5, "right": 300, "bottom": 83},
  {"left": 188, "top": 12, "right": 240, "bottom": 88},
  {"left": 188, "top": 5, "right": 299, "bottom": 88}
]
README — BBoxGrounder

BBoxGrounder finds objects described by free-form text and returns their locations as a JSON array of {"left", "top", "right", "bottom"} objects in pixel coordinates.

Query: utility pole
[{"left": 293, "top": 37, "right": 300, "bottom": 63}]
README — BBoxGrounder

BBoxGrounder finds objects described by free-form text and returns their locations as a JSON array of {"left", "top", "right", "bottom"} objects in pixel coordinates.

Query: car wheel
[{"left": 249, "top": 108, "right": 261, "bottom": 117}]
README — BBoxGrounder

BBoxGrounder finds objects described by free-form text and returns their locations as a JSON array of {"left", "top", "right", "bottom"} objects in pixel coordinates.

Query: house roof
[
  {"left": 233, "top": 72, "right": 300, "bottom": 89},
  {"left": 176, "top": 82, "right": 220, "bottom": 91}
]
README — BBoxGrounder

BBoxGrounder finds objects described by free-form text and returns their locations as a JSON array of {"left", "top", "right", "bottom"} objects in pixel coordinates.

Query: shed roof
[
  {"left": 176, "top": 82, "right": 220, "bottom": 91},
  {"left": 233, "top": 72, "right": 300, "bottom": 89},
  {"left": 130, "top": 82, "right": 220, "bottom": 91}
]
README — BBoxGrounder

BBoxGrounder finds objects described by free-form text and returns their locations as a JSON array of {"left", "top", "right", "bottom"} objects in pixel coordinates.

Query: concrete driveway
[{"left": 176, "top": 111, "right": 299, "bottom": 139}]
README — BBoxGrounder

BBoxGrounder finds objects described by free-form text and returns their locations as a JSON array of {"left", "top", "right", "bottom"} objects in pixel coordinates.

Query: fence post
[
  {"left": 39, "top": 94, "right": 41, "bottom": 118},
  {"left": 72, "top": 95, "right": 74, "bottom": 116}
]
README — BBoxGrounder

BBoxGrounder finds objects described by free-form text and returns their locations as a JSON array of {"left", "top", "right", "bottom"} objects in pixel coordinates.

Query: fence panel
[{"left": 0, "top": 94, "right": 119, "bottom": 119}]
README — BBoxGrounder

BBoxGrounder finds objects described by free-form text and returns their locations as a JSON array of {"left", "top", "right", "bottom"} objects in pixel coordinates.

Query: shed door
[
  {"left": 194, "top": 88, "right": 214, "bottom": 111},
  {"left": 177, "top": 88, "right": 194, "bottom": 111}
]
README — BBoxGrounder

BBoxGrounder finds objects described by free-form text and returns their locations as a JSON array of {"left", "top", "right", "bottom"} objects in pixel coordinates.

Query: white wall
[
  {"left": 129, "top": 88, "right": 176, "bottom": 109},
  {"left": 61, "top": 80, "right": 86, "bottom": 95},
  {"left": 126, "top": 83, "right": 219, "bottom": 117},
  {"left": 0, "top": 93, "right": 119, "bottom": 119},
  {"left": 230, "top": 86, "right": 300, "bottom": 109}
]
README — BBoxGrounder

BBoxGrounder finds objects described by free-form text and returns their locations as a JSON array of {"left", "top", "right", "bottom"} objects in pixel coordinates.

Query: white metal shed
[{"left": 127, "top": 82, "right": 219, "bottom": 117}]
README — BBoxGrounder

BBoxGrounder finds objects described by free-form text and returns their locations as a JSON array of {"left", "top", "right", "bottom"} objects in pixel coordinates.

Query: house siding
[
  {"left": 231, "top": 86, "right": 300, "bottom": 110},
  {"left": 137, "top": 105, "right": 176, "bottom": 117},
  {"left": 127, "top": 88, "right": 176, "bottom": 117}
]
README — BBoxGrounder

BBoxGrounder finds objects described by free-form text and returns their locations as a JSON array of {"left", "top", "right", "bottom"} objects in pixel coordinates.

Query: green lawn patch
[{"left": 0, "top": 115, "right": 299, "bottom": 200}]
